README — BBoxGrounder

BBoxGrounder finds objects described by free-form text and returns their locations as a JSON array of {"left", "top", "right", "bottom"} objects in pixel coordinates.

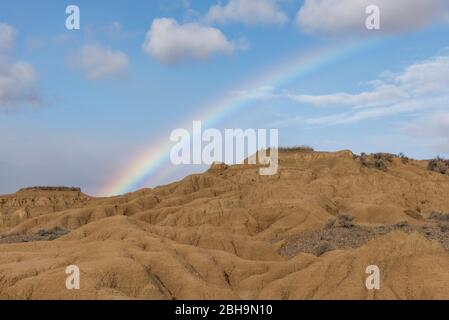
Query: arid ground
[{"left": 1, "top": 149, "right": 449, "bottom": 299}]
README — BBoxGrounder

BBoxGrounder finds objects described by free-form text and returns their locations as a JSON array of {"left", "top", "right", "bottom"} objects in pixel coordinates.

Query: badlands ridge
[{"left": 0, "top": 149, "right": 449, "bottom": 299}]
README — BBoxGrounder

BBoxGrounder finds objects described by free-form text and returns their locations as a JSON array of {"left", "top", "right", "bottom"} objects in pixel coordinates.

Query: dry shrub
[
  {"left": 18, "top": 186, "right": 81, "bottom": 192},
  {"left": 324, "top": 218, "right": 336, "bottom": 229},
  {"left": 427, "top": 157, "right": 449, "bottom": 175},
  {"left": 279, "top": 146, "right": 314, "bottom": 153},
  {"left": 439, "top": 222, "right": 449, "bottom": 233},
  {"left": 313, "top": 241, "right": 334, "bottom": 256},
  {"left": 324, "top": 214, "right": 354, "bottom": 229},
  {"left": 429, "top": 211, "right": 449, "bottom": 221},
  {"left": 394, "top": 221, "right": 410, "bottom": 229},
  {"left": 337, "top": 214, "right": 354, "bottom": 228},
  {"left": 359, "top": 153, "right": 394, "bottom": 172},
  {"left": 398, "top": 152, "right": 409, "bottom": 164},
  {"left": 373, "top": 153, "right": 394, "bottom": 162}
]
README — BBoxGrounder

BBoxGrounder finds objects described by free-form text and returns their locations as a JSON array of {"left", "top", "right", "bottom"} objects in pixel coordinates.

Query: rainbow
[{"left": 100, "top": 39, "right": 381, "bottom": 196}]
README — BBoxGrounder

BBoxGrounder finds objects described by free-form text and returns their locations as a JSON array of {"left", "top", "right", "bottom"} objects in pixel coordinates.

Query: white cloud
[
  {"left": 0, "top": 23, "right": 40, "bottom": 109},
  {"left": 67, "top": 45, "right": 129, "bottom": 80},
  {"left": 142, "top": 18, "right": 235, "bottom": 65},
  {"left": 296, "top": 0, "right": 449, "bottom": 34},
  {"left": 395, "top": 55, "right": 449, "bottom": 95},
  {"left": 205, "top": 0, "right": 288, "bottom": 25},
  {"left": 229, "top": 54, "right": 449, "bottom": 126},
  {"left": 307, "top": 96, "right": 449, "bottom": 125},
  {"left": 290, "top": 84, "right": 408, "bottom": 108},
  {"left": 279, "top": 52, "right": 449, "bottom": 125}
]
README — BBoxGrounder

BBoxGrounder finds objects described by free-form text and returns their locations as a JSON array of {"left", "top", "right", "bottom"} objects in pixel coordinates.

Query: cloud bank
[{"left": 290, "top": 54, "right": 449, "bottom": 125}]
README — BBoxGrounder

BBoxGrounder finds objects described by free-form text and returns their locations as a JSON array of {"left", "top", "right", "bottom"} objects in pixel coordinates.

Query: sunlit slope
[{"left": 1, "top": 150, "right": 448, "bottom": 299}]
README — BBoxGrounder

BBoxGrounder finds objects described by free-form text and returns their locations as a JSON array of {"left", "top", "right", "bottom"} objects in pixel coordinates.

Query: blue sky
[{"left": 1, "top": 0, "right": 449, "bottom": 195}]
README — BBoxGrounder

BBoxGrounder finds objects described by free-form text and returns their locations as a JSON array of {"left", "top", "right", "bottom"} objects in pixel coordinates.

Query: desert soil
[{"left": 1, "top": 150, "right": 449, "bottom": 299}]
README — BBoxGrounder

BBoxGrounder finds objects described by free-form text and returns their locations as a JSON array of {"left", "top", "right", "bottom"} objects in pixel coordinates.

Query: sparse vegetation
[
  {"left": 359, "top": 153, "right": 394, "bottom": 172},
  {"left": 314, "top": 241, "right": 334, "bottom": 256},
  {"left": 278, "top": 146, "right": 314, "bottom": 153},
  {"left": 324, "top": 214, "right": 355, "bottom": 229},
  {"left": 0, "top": 227, "right": 68, "bottom": 244},
  {"left": 337, "top": 214, "right": 355, "bottom": 228},
  {"left": 427, "top": 157, "right": 449, "bottom": 175},
  {"left": 324, "top": 218, "right": 336, "bottom": 229},
  {"left": 281, "top": 220, "right": 449, "bottom": 257},
  {"left": 394, "top": 221, "right": 410, "bottom": 229},
  {"left": 398, "top": 152, "right": 409, "bottom": 164},
  {"left": 18, "top": 186, "right": 81, "bottom": 192},
  {"left": 439, "top": 222, "right": 449, "bottom": 233},
  {"left": 374, "top": 153, "right": 394, "bottom": 162},
  {"left": 429, "top": 211, "right": 449, "bottom": 221}
]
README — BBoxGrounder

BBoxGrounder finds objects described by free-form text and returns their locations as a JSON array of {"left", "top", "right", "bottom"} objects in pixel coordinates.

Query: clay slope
[{"left": 0, "top": 150, "right": 449, "bottom": 300}]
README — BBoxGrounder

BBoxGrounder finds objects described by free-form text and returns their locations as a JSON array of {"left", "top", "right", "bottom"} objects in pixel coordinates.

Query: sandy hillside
[{"left": 1, "top": 149, "right": 449, "bottom": 300}]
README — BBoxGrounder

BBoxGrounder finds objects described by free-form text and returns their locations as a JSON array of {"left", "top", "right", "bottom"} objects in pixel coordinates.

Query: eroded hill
[{"left": 1, "top": 150, "right": 449, "bottom": 299}]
